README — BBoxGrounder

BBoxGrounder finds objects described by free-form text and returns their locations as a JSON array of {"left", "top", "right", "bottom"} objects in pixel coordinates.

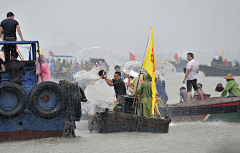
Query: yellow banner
[{"left": 142, "top": 28, "right": 155, "bottom": 116}]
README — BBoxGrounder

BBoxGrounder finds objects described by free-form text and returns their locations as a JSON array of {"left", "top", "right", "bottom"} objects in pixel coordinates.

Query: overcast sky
[{"left": 1, "top": 0, "right": 240, "bottom": 62}]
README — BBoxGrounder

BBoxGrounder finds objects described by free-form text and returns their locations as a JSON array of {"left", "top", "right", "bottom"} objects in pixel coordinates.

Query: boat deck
[{"left": 161, "top": 97, "right": 240, "bottom": 108}]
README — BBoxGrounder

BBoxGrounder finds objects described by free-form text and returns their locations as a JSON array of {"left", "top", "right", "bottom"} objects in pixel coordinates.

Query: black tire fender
[
  {"left": 0, "top": 82, "right": 27, "bottom": 119},
  {"left": 73, "top": 83, "right": 82, "bottom": 121},
  {"left": 29, "top": 81, "right": 67, "bottom": 119}
]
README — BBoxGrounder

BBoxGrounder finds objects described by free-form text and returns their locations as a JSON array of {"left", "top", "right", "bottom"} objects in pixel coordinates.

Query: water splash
[
  {"left": 74, "top": 46, "right": 118, "bottom": 64},
  {"left": 73, "top": 46, "right": 119, "bottom": 117},
  {"left": 123, "top": 60, "right": 176, "bottom": 78}
]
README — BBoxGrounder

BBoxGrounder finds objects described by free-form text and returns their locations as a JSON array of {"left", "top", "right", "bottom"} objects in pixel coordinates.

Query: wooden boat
[
  {"left": 159, "top": 97, "right": 240, "bottom": 122},
  {"left": 89, "top": 96, "right": 171, "bottom": 133}
]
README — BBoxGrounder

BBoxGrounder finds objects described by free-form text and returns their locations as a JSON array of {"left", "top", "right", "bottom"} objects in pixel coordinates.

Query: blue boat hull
[{"left": 0, "top": 87, "right": 65, "bottom": 142}]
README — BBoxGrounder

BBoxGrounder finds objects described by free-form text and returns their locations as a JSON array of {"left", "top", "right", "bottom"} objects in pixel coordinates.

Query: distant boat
[
  {"left": 199, "top": 57, "right": 240, "bottom": 76},
  {"left": 169, "top": 59, "right": 188, "bottom": 72}
]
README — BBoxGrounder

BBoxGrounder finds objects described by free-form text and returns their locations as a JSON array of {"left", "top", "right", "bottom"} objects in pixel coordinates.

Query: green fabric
[
  {"left": 55, "top": 60, "right": 60, "bottom": 71},
  {"left": 136, "top": 74, "right": 152, "bottom": 117},
  {"left": 132, "top": 74, "right": 144, "bottom": 94},
  {"left": 221, "top": 80, "right": 240, "bottom": 97}
]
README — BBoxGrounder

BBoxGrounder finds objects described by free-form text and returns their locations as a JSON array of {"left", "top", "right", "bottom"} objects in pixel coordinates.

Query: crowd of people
[
  {"left": 1, "top": 12, "right": 240, "bottom": 119},
  {"left": 102, "top": 65, "right": 167, "bottom": 118},
  {"left": 102, "top": 52, "right": 240, "bottom": 118},
  {"left": 48, "top": 57, "right": 108, "bottom": 74}
]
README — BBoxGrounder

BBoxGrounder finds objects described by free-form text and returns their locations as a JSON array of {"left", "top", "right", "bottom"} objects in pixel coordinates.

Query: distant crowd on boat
[{"left": 47, "top": 57, "right": 108, "bottom": 74}]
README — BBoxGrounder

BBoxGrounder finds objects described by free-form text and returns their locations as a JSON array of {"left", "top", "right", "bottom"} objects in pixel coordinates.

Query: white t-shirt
[
  {"left": 186, "top": 59, "right": 199, "bottom": 80},
  {"left": 123, "top": 78, "right": 131, "bottom": 94}
]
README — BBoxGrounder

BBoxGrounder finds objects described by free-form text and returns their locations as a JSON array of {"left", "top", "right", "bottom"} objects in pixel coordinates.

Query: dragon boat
[
  {"left": 159, "top": 97, "right": 240, "bottom": 122},
  {"left": 0, "top": 41, "right": 86, "bottom": 142}
]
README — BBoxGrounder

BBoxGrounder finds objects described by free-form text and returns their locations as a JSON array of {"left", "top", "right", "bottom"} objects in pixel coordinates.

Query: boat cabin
[{"left": 0, "top": 41, "right": 39, "bottom": 87}]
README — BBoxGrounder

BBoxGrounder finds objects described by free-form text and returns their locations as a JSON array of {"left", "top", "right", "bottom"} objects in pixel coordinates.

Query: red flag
[
  {"left": 224, "top": 59, "right": 228, "bottom": 67},
  {"left": 174, "top": 53, "right": 178, "bottom": 62},
  {"left": 130, "top": 52, "right": 135, "bottom": 60},
  {"left": 49, "top": 51, "right": 54, "bottom": 55}
]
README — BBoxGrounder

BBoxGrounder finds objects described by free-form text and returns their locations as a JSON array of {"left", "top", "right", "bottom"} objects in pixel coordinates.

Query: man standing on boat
[
  {"left": 183, "top": 53, "right": 204, "bottom": 102},
  {"left": 103, "top": 71, "right": 127, "bottom": 109},
  {"left": 0, "top": 12, "right": 25, "bottom": 62}
]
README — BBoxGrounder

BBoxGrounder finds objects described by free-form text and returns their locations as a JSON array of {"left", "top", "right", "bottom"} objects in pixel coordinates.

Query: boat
[
  {"left": 89, "top": 95, "right": 171, "bottom": 133},
  {"left": 158, "top": 97, "right": 240, "bottom": 122},
  {"left": 169, "top": 59, "right": 188, "bottom": 72},
  {"left": 0, "top": 41, "right": 86, "bottom": 142},
  {"left": 199, "top": 65, "right": 240, "bottom": 76},
  {"left": 199, "top": 57, "right": 240, "bottom": 76}
]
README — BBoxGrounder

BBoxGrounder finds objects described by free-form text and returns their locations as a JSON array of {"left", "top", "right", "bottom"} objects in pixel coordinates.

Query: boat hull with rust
[{"left": 90, "top": 111, "right": 171, "bottom": 133}]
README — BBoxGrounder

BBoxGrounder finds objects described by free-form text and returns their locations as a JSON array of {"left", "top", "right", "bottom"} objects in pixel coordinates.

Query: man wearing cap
[
  {"left": 183, "top": 53, "right": 204, "bottom": 102},
  {"left": 221, "top": 74, "right": 240, "bottom": 97}
]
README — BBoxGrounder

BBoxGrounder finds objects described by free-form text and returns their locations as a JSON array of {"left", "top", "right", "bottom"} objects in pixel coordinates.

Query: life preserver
[
  {"left": 73, "top": 82, "right": 82, "bottom": 121},
  {"left": 0, "top": 82, "right": 27, "bottom": 118},
  {"left": 29, "top": 81, "right": 67, "bottom": 119}
]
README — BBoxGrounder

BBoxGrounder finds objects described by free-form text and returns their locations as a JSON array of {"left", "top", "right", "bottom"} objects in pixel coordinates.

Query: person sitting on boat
[
  {"left": 193, "top": 83, "right": 206, "bottom": 99},
  {"left": 221, "top": 74, "right": 240, "bottom": 97},
  {"left": 180, "top": 87, "right": 189, "bottom": 102},
  {"left": 136, "top": 73, "right": 153, "bottom": 117},
  {"left": 103, "top": 71, "right": 127, "bottom": 109},
  {"left": 155, "top": 74, "right": 168, "bottom": 105},
  {"left": 36, "top": 54, "right": 51, "bottom": 83},
  {"left": 8, "top": 51, "right": 25, "bottom": 85},
  {"left": 183, "top": 53, "right": 204, "bottom": 102}
]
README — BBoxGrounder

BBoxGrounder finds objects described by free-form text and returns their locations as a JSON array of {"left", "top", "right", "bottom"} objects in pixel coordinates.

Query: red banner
[
  {"left": 49, "top": 51, "right": 54, "bottom": 55},
  {"left": 224, "top": 59, "right": 228, "bottom": 67},
  {"left": 174, "top": 53, "right": 178, "bottom": 62},
  {"left": 130, "top": 52, "right": 135, "bottom": 60}
]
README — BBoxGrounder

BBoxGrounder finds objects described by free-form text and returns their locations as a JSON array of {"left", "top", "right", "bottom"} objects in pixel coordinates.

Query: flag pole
[{"left": 132, "top": 27, "right": 153, "bottom": 115}]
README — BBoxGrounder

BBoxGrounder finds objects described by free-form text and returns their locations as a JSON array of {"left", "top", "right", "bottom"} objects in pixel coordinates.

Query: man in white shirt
[{"left": 183, "top": 53, "right": 203, "bottom": 102}]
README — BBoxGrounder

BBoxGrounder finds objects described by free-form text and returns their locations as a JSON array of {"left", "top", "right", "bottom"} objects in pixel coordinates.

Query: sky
[{"left": 1, "top": 0, "right": 240, "bottom": 64}]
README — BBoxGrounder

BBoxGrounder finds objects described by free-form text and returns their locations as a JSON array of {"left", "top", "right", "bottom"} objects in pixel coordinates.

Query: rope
[{"left": 89, "top": 111, "right": 101, "bottom": 131}]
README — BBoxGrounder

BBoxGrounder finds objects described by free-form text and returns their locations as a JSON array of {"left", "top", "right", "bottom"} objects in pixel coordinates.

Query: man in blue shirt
[{"left": 155, "top": 75, "right": 168, "bottom": 105}]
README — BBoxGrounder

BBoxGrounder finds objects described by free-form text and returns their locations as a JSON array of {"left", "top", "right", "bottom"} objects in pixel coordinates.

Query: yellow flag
[
  {"left": 142, "top": 28, "right": 155, "bottom": 116},
  {"left": 36, "top": 50, "right": 45, "bottom": 57}
]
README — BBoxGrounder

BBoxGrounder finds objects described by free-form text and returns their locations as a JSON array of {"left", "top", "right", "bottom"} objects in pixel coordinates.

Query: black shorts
[{"left": 187, "top": 79, "right": 198, "bottom": 92}]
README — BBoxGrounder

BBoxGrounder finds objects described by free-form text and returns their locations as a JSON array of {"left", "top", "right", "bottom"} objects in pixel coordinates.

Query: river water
[{"left": 1, "top": 71, "right": 240, "bottom": 153}]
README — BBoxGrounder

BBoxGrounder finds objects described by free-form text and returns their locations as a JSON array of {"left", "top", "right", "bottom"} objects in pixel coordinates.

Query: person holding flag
[
  {"left": 136, "top": 73, "right": 153, "bottom": 117},
  {"left": 135, "top": 28, "right": 157, "bottom": 116}
]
